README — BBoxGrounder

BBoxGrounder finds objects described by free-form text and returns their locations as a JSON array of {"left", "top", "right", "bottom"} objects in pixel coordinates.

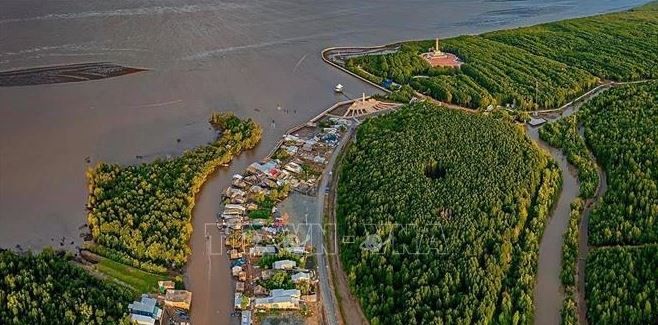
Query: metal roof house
[
  {"left": 528, "top": 117, "right": 547, "bottom": 127},
  {"left": 128, "top": 295, "right": 162, "bottom": 325},
  {"left": 270, "top": 289, "right": 301, "bottom": 299},
  {"left": 249, "top": 245, "right": 277, "bottom": 257},
  {"left": 241, "top": 310, "right": 252, "bottom": 325},
  {"left": 253, "top": 296, "right": 300, "bottom": 310},
  {"left": 283, "top": 246, "right": 306, "bottom": 255},
  {"left": 291, "top": 272, "right": 311, "bottom": 283},
  {"left": 253, "top": 289, "right": 301, "bottom": 310},
  {"left": 273, "top": 259, "right": 297, "bottom": 270},
  {"left": 131, "top": 313, "right": 157, "bottom": 325}
]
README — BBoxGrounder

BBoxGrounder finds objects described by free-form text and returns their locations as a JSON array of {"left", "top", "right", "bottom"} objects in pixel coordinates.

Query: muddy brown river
[{"left": 0, "top": 0, "right": 649, "bottom": 324}]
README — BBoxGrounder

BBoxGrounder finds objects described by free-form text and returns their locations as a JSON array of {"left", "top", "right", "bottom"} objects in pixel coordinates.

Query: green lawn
[{"left": 95, "top": 257, "right": 169, "bottom": 294}]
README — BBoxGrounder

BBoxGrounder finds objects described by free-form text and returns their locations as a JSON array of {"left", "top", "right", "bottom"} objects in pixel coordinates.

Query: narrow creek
[
  {"left": 526, "top": 125, "right": 580, "bottom": 325},
  {"left": 526, "top": 79, "right": 617, "bottom": 324}
]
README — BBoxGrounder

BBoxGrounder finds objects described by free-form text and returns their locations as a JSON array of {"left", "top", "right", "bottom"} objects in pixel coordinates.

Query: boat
[{"left": 334, "top": 84, "right": 343, "bottom": 93}]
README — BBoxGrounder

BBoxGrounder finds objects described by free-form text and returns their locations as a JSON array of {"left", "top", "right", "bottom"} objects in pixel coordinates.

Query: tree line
[
  {"left": 0, "top": 249, "right": 133, "bottom": 324},
  {"left": 86, "top": 113, "right": 262, "bottom": 272}
]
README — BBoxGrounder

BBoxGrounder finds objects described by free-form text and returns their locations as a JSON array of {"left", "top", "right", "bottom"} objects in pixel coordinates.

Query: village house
[
  {"left": 253, "top": 296, "right": 299, "bottom": 310},
  {"left": 241, "top": 311, "right": 252, "bottom": 325},
  {"left": 253, "top": 285, "right": 268, "bottom": 296},
  {"left": 236, "top": 281, "right": 245, "bottom": 293},
  {"left": 249, "top": 245, "right": 276, "bottom": 257},
  {"left": 249, "top": 185, "right": 265, "bottom": 194},
  {"left": 291, "top": 272, "right": 311, "bottom": 283},
  {"left": 229, "top": 249, "right": 242, "bottom": 260},
  {"left": 225, "top": 187, "right": 246, "bottom": 199},
  {"left": 261, "top": 269, "right": 274, "bottom": 280},
  {"left": 284, "top": 134, "right": 304, "bottom": 145},
  {"left": 284, "top": 162, "right": 302, "bottom": 174},
  {"left": 283, "top": 145, "right": 298, "bottom": 155},
  {"left": 128, "top": 295, "right": 162, "bottom": 325},
  {"left": 273, "top": 259, "right": 297, "bottom": 270},
  {"left": 224, "top": 204, "right": 246, "bottom": 215}
]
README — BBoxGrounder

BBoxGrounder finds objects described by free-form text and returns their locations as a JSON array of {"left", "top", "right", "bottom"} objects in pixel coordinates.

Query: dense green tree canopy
[
  {"left": 539, "top": 116, "right": 599, "bottom": 199},
  {"left": 484, "top": 2, "right": 658, "bottom": 81},
  {"left": 336, "top": 103, "right": 561, "bottom": 324},
  {"left": 581, "top": 82, "right": 658, "bottom": 246},
  {"left": 0, "top": 249, "right": 133, "bottom": 325},
  {"left": 581, "top": 82, "right": 658, "bottom": 324},
  {"left": 586, "top": 245, "right": 658, "bottom": 325},
  {"left": 345, "top": 2, "right": 657, "bottom": 110},
  {"left": 349, "top": 37, "right": 596, "bottom": 110}
]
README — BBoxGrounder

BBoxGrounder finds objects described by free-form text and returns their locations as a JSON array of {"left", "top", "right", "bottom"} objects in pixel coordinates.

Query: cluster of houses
[
  {"left": 218, "top": 117, "right": 352, "bottom": 323},
  {"left": 230, "top": 228, "right": 319, "bottom": 317},
  {"left": 127, "top": 281, "right": 192, "bottom": 325},
  {"left": 218, "top": 117, "right": 352, "bottom": 233}
]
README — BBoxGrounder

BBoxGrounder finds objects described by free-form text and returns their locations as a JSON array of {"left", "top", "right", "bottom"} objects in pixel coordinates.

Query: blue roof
[{"left": 128, "top": 295, "right": 158, "bottom": 317}]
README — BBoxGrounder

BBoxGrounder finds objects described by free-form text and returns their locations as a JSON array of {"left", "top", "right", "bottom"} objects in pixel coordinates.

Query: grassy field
[{"left": 94, "top": 256, "right": 170, "bottom": 294}]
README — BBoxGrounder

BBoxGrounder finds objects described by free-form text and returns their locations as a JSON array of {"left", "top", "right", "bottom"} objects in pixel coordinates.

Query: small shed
[
  {"left": 158, "top": 281, "right": 175, "bottom": 293},
  {"left": 164, "top": 290, "right": 192, "bottom": 310},
  {"left": 254, "top": 285, "right": 268, "bottom": 296},
  {"left": 236, "top": 282, "right": 245, "bottom": 293}
]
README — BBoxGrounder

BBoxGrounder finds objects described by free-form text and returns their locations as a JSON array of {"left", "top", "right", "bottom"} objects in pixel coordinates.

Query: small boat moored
[{"left": 334, "top": 83, "right": 343, "bottom": 93}]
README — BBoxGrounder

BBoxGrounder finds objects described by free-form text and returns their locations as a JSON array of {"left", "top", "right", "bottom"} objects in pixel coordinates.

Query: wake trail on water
[
  {"left": 182, "top": 29, "right": 374, "bottom": 61},
  {"left": 0, "top": 3, "right": 247, "bottom": 24}
]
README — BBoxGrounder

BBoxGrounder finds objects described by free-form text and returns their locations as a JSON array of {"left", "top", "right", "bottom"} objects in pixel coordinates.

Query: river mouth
[{"left": 0, "top": 62, "right": 146, "bottom": 87}]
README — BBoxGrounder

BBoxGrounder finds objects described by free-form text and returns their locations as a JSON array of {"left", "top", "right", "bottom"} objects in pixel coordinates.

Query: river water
[
  {"left": 526, "top": 125, "right": 580, "bottom": 325},
  {"left": 0, "top": 0, "right": 649, "bottom": 324}
]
